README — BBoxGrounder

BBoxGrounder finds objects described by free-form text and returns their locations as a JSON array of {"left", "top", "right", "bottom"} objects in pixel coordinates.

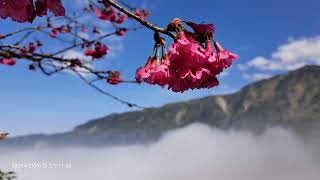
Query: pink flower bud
[{"left": 0, "top": 58, "right": 16, "bottom": 66}]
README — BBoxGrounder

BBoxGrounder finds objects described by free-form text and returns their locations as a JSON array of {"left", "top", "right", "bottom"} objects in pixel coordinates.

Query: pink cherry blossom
[
  {"left": 135, "top": 67, "right": 149, "bottom": 82},
  {"left": 168, "top": 18, "right": 181, "bottom": 27},
  {"left": 35, "top": 0, "right": 65, "bottom": 17},
  {"left": 185, "top": 21, "right": 215, "bottom": 35},
  {"left": 115, "top": 14, "right": 126, "bottom": 24},
  {"left": 167, "top": 18, "right": 182, "bottom": 32},
  {"left": 49, "top": 28, "right": 58, "bottom": 38},
  {"left": 81, "top": 26, "right": 87, "bottom": 33},
  {"left": 135, "top": 57, "right": 154, "bottom": 82},
  {"left": 167, "top": 32, "right": 205, "bottom": 80},
  {"left": 0, "top": 0, "right": 35, "bottom": 23},
  {"left": 0, "top": 0, "right": 65, "bottom": 23},
  {"left": 137, "top": 18, "right": 237, "bottom": 92},
  {"left": 141, "top": 32, "right": 236, "bottom": 92},
  {"left": 28, "top": 42, "right": 37, "bottom": 53},
  {"left": 95, "top": 8, "right": 116, "bottom": 21},
  {"left": 133, "top": 9, "right": 149, "bottom": 20},
  {"left": 147, "top": 58, "right": 169, "bottom": 87},
  {"left": 214, "top": 41, "right": 238, "bottom": 68},
  {"left": 135, "top": 55, "right": 170, "bottom": 87},
  {"left": 94, "top": 7, "right": 126, "bottom": 24},
  {"left": 107, "top": 71, "right": 121, "bottom": 85},
  {"left": 84, "top": 42, "right": 108, "bottom": 59},
  {"left": 136, "top": 57, "right": 153, "bottom": 82},
  {"left": 136, "top": 31, "right": 220, "bottom": 92},
  {"left": 116, "top": 28, "right": 127, "bottom": 36},
  {"left": 56, "top": 25, "right": 68, "bottom": 33},
  {"left": 69, "top": 59, "right": 82, "bottom": 68},
  {"left": 134, "top": 9, "right": 142, "bottom": 17},
  {"left": 0, "top": 58, "right": 16, "bottom": 66}
]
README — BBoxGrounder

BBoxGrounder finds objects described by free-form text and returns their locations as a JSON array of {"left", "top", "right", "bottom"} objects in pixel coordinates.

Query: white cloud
[
  {"left": 242, "top": 73, "right": 272, "bottom": 81},
  {"left": 239, "top": 35, "right": 320, "bottom": 71},
  {"left": 218, "top": 71, "right": 230, "bottom": 77},
  {"left": 58, "top": 50, "right": 93, "bottom": 77},
  {"left": 237, "top": 64, "right": 248, "bottom": 71},
  {"left": 104, "top": 36, "right": 124, "bottom": 58},
  {"left": 1, "top": 124, "right": 320, "bottom": 180},
  {"left": 62, "top": 50, "right": 90, "bottom": 61}
]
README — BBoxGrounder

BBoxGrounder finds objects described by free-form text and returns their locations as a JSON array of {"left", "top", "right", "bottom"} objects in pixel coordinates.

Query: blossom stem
[
  {"left": 150, "top": 47, "right": 156, "bottom": 58},
  {"left": 161, "top": 46, "right": 165, "bottom": 59},
  {"left": 103, "top": 0, "right": 176, "bottom": 40},
  {"left": 158, "top": 48, "right": 161, "bottom": 58}
]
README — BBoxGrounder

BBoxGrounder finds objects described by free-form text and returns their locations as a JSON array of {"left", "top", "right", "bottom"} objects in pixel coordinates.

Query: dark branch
[{"left": 103, "top": 0, "right": 176, "bottom": 40}]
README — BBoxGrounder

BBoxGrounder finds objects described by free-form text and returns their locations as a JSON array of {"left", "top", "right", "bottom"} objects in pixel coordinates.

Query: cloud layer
[
  {"left": 240, "top": 35, "right": 320, "bottom": 71},
  {"left": 1, "top": 124, "right": 320, "bottom": 180},
  {"left": 242, "top": 73, "right": 272, "bottom": 81}
]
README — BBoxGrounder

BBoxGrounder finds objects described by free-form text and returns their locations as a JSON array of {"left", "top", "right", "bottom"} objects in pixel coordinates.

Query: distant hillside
[{"left": 1, "top": 65, "right": 320, "bottom": 148}]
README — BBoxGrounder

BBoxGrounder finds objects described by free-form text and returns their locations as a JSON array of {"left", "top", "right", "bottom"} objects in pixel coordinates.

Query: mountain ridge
[{"left": 1, "top": 65, "right": 320, "bottom": 148}]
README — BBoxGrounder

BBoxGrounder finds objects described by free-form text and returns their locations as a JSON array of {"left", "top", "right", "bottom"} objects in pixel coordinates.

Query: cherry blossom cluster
[
  {"left": 49, "top": 25, "right": 71, "bottom": 38},
  {"left": 20, "top": 41, "right": 42, "bottom": 54},
  {"left": 107, "top": 70, "right": 121, "bottom": 85},
  {"left": 0, "top": 40, "right": 43, "bottom": 67},
  {"left": 84, "top": 42, "right": 109, "bottom": 59},
  {"left": 136, "top": 18, "right": 238, "bottom": 92},
  {"left": 0, "top": 0, "right": 238, "bottom": 107},
  {"left": 92, "top": 1, "right": 149, "bottom": 24},
  {"left": 0, "top": 1, "right": 124, "bottom": 84},
  {"left": 135, "top": 36, "right": 169, "bottom": 87},
  {"left": 0, "top": 58, "right": 16, "bottom": 66},
  {"left": 94, "top": 7, "right": 126, "bottom": 24}
]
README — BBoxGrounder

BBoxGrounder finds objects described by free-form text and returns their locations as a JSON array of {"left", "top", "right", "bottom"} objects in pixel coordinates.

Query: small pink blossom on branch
[
  {"left": 107, "top": 71, "right": 121, "bottom": 85},
  {"left": 116, "top": 28, "right": 127, "bottom": 36},
  {"left": 84, "top": 42, "right": 109, "bottom": 59},
  {"left": 48, "top": 26, "right": 69, "bottom": 38},
  {"left": 0, "top": 58, "right": 16, "bottom": 66},
  {"left": 94, "top": 6, "right": 126, "bottom": 24},
  {"left": 133, "top": 9, "right": 149, "bottom": 20}
]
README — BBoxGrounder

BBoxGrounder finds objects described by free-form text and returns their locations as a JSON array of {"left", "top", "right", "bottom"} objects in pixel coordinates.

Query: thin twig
[
  {"left": 103, "top": 0, "right": 176, "bottom": 40},
  {"left": 74, "top": 71, "right": 144, "bottom": 108}
]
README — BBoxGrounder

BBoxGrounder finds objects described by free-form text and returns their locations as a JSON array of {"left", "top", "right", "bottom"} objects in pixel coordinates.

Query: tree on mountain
[{"left": 0, "top": 170, "right": 16, "bottom": 180}]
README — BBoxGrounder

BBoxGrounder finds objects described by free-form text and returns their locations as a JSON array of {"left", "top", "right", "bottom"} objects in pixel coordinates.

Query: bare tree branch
[{"left": 104, "top": 0, "right": 176, "bottom": 40}]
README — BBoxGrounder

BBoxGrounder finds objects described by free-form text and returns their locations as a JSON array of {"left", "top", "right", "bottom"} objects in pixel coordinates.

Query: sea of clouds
[{"left": 1, "top": 123, "right": 320, "bottom": 180}]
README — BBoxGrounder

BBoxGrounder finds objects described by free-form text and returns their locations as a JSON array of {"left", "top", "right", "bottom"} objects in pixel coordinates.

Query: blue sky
[{"left": 1, "top": 0, "right": 319, "bottom": 136}]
